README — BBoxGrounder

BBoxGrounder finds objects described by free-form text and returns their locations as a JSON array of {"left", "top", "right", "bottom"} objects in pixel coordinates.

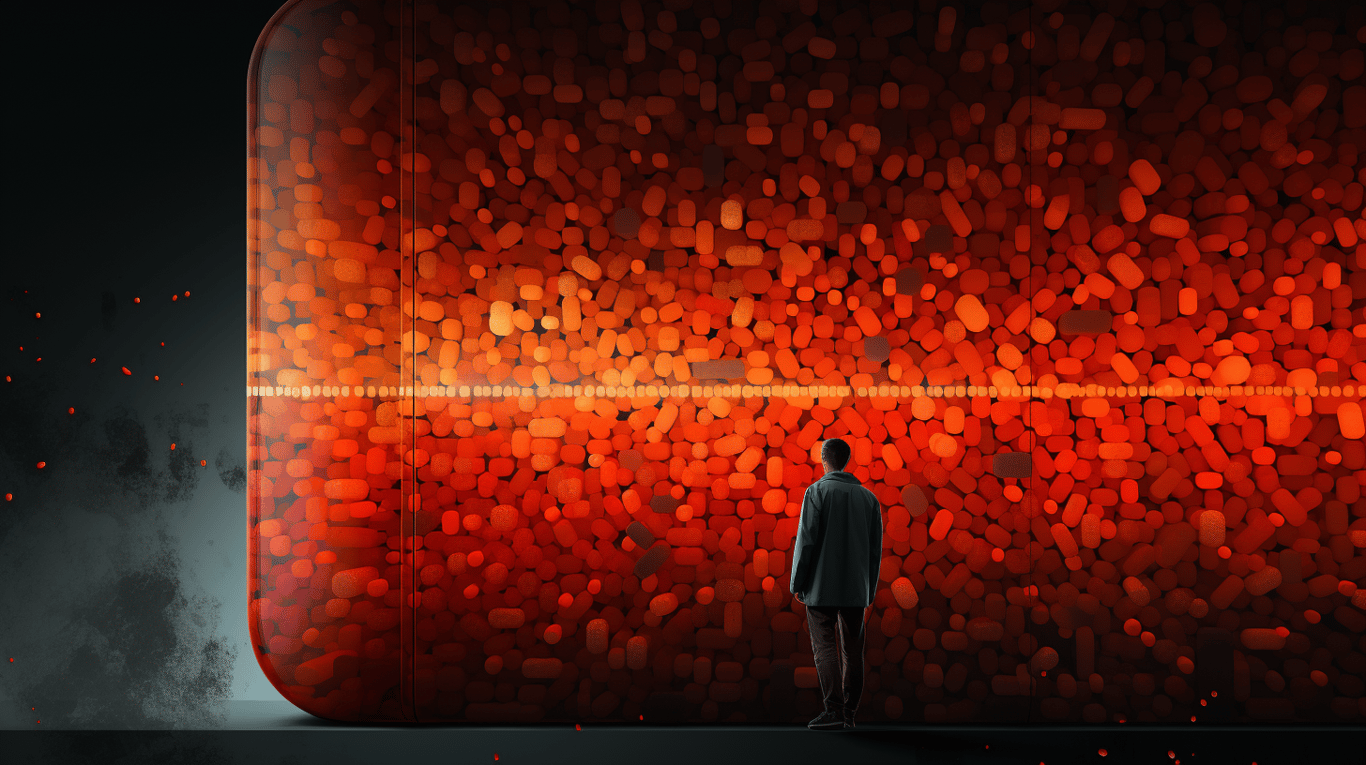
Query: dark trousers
[{"left": 805, "top": 604, "right": 867, "bottom": 715}]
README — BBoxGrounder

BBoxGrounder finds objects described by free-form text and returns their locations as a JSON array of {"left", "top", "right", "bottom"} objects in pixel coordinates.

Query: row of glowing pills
[{"left": 247, "top": 384, "right": 1364, "bottom": 400}]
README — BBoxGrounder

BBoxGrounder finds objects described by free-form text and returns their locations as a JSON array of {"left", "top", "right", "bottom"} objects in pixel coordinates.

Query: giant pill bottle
[{"left": 249, "top": 0, "right": 1366, "bottom": 725}]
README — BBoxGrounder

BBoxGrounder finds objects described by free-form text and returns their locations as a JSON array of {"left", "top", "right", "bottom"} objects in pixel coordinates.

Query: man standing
[{"left": 789, "top": 438, "right": 884, "bottom": 730}]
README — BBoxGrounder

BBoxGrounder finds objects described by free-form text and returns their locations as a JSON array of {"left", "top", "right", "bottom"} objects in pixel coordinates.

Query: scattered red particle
[
  {"left": 90, "top": 358, "right": 96, "bottom": 363},
  {"left": 201, "top": 460, "right": 207, "bottom": 466},
  {"left": 161, "top": 342, "right": 165, "bottom": 347},
  {"left": 1099, "top": 750, "right": 1107, "bottom": 757},
  {"left": 1170, "top": 752, "right": 1176, "bottom": 759},
  {"left": 4, "top": 494, "right": 11, "bottom": 501},
  {"left": 170, "top": 443, "right": 176, "bottom": 450},
  {"left": 4, "top": 376, "right": 10, "bottom": 382},
  {"left": 134, "top": 297, "right": 140, "bottom": 303},
  {"left": 638, "top": 714, "right": 643, "bottom": 720},
  {"left": 184, "top": 291, "right": 190, "bottom": 297},
  {"left": 154, "top": 375, "right": 160, "bottom": 381},
  {"left": 67, "top": 407, "right": 74, "bottom": 414},
  {"left": 172, "top": 295, "right": 178, "bottom": 301},
  {"left": 36, "top": 462, "right": 45, "bottom": 469},
  {"left": 493, "top": 756, "right": 498, "bottom": 762},
  {"left": 121, "top": 367, "right": 131, "bottom": 375},
  {"left": 34, "top": 312, "right": 40, "bottom": 318},
  {"left": 35, "top": 358, "right": 40, "bottom": 362},
  {"left": 1190, "top": 716, "right": 1197, "bottom": 722},
  {"left": 1200, "top": 699, "right": 1207, "bottom": 706},
  {"left": 575, "top": 724, "right": 580, "bottom": 731},
  {"left": 1210, "top": 692, "right": 1218, "bottom": 698}
]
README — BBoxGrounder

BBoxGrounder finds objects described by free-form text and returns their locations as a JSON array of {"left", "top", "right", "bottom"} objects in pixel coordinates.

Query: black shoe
[
  {"left": 808, "top": 709, "right": 845, "bottom": 730},
  {"left": 843, "top": 709, "right": 856, "bottom": 729}
]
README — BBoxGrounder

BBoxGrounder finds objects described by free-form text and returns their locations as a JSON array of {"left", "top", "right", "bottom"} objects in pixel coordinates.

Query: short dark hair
[{"left": 821, "top": 438, "right": 851, "bottom": 470}]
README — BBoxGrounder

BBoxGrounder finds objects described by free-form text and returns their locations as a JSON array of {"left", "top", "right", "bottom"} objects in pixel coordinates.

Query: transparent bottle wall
[
  {"left": 249, "top": 0, "right": 1366, "bottom": 723},
  {"left": 249, "top": 0, "right": 417, "bottom": 721}
]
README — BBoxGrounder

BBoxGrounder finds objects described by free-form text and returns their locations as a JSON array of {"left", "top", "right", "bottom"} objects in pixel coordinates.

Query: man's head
[{"left": 821, "top": 438, "right": 851, "bottom": 472}]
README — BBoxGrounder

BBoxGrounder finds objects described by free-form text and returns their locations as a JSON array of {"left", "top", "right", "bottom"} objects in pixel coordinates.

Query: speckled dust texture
[
  {"left": 1, "top": 402, "right": 236, "bottom": 730},
  {"left": 247, "top": 0, "right": 1366, "bottom": 724}
]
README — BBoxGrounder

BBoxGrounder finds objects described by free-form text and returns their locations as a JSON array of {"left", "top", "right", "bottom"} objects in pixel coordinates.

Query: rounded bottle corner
[
  {"left": 247, "top": 619, "right": 388, "bottom": 723},
  {"left": 245, "top": 618, "right": 318, "bottom": 718},
  {"left": 246, "top": 0, "right": 323, "bottom": 94}
]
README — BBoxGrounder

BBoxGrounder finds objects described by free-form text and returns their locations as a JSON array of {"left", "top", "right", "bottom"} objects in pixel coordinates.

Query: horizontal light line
[{"left": 246, "top": 382, "right": 1361, "bottom": 401}]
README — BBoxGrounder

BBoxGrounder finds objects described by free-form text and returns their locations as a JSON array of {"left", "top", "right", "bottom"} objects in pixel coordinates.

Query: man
[{"left": 789, "top": 437, "right": 883, "bottom": 730}]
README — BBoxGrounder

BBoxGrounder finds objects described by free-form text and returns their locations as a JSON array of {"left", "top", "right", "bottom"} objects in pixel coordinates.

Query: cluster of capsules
[{"left": 248, "top": 0, "right": 1366, "bottom": 723}]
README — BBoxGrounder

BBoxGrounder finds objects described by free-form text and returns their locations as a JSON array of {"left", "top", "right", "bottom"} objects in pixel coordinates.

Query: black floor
[{"left": 4, "top": 702, "right": 1362, "bottom": 765}]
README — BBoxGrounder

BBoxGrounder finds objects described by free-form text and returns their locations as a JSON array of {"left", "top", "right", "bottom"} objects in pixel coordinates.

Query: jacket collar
[{"left": 820, "top": 470, "right": 860, "bottom": 484}]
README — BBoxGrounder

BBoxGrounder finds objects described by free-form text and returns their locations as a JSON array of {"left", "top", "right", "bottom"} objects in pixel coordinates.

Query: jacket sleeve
[
  {"left": 868, "top": 490, "right": 883, "bottom": 597},
  {"left": 788, "top": 485, "right": 820, "bottom": 595}
]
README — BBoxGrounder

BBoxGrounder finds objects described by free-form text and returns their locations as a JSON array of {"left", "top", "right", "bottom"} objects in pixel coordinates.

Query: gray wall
[{"left": 0, "top": 0, "right": 291, "bottom": 728}]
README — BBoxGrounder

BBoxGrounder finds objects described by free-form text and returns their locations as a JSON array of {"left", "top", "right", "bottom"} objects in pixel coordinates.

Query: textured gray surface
[
  {"left": 0, "top": 275, "right": 259, "bottom": 727},
  {"left": 1, "top": 0, "right": 291, "bottom": 730}
]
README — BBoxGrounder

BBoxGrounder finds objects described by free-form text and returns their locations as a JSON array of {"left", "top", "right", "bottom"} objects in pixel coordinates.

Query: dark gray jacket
[{"left": 788, "top": 471, "right": 883, "bottom": 607}]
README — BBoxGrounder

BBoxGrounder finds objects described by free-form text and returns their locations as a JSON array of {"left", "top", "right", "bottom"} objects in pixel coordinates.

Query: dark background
[
  {"left": 1, "top": 0, "right": 1363, "bottom": 763},
  {"left": 2, "top": 0, "right": 297, "bottom": 727}
]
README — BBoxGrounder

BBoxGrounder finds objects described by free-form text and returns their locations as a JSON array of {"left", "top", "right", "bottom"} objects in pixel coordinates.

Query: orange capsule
[{"left": 1128, "top": 159, "right": 1161, "bottom": 195}]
